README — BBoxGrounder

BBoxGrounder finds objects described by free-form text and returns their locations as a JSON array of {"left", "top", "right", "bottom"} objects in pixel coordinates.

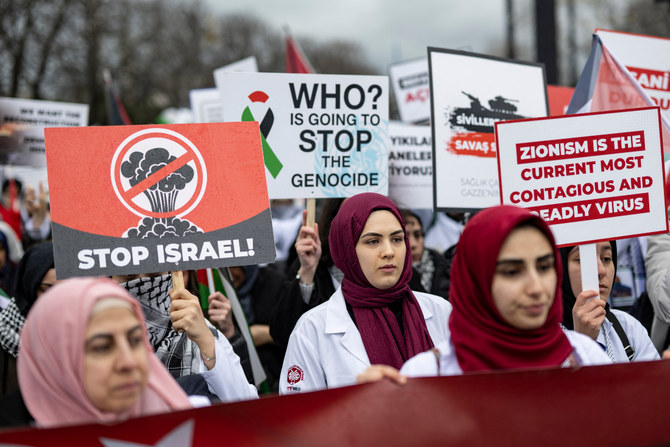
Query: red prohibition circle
[{"left": 112, "top": 130, "right": 205, "bottom": 219}]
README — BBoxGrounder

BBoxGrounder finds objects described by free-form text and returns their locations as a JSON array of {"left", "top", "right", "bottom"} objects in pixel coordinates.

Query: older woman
[{"left": 3, "top": 277, "right": 192, "bottom": 428}]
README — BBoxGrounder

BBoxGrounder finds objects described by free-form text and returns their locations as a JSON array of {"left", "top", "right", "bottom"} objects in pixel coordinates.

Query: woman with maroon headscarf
[
  {"left": 396, "top": 205, "right": 611, "bottom": 378},
  {"left": 278, "top": 193, "right": 452, "bottom": 394}
]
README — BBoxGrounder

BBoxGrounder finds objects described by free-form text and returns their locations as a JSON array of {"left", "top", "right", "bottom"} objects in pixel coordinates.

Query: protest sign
[
  {"left": 1, "top": 166, "right": 48, "bottom": 194},
  {"left": 388, "top": 121, "right": 432, "bottom": 209},
  {"left": 214, "top": 56, "right": 259, "bottom": 78},
  {"left": 190, "top": 57, "right": 260, "bottom": 124},
  {"left": 428, "top": 47, "right": 548, "bottom": 212},
  {"left": 0, "top": 97, "right": 88, "bottom": 167},
  {"left": 547, "top": 85, "right": 574, "bottom": 116},
  {"left": 596, "top": 29, "right": 670, "bottom": 120},
  {"left": 388, "top": 57, "right": 430, "bottom": 124},
  {"left": 190, "top": 88, "right": 223, "bottom": 123},
  {"left": 44, "top": 122, "right": 275, "bottom": 278},
  {"left": 219, "top": 72, "right": 389, "bottom": 199},
  {"left": 569, "top": 34, "right": 670, "bottom": 157},
  {"left": 496, "top": 107, "right": 667, "bottom": 246}
]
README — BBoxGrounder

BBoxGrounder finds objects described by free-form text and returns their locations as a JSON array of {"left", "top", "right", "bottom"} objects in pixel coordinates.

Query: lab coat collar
[{"left": 324, "top": 287, "right": 435, "bottom": 365}]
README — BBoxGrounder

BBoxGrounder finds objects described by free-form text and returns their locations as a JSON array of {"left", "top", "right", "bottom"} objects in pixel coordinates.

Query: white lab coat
[
  {"left": 400, "top": 330, "right": 613, "bottom": 377},
  {"left": 279, "top": 287, "right": 452, "bottom": 394},
  {"left": 198, "top": 332, "right": 259, "bottom": 402},
  {"left": 597, "top": 309, "right": 660, "bottom": 362}
]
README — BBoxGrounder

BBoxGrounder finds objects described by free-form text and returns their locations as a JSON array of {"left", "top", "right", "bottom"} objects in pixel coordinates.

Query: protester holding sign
[
  {"left": 269, "top": 198, "right": 345, "bottom": 352},
  {"left": 560, "top": 241, "right": 659, "bottom": 362},
  {"left": 183, "top": 269, "right": 253, "bottom": 384},
  {"left": 279, "top": 193, "right": 451, "bottom": 394},
  {"left": 2, "top": 278, "right": 193, "bottom": 428},
  {"left": 359, "top": 205, "right": 610, "bottom": 382},
  {"left": 114, "top": 273, "right": 258, "bottom": 402}
]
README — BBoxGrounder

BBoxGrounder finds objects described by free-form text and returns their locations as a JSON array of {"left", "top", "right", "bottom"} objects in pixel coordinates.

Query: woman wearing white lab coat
[{"left": 279, "top": 193, "right": 452, "bottom": 394}]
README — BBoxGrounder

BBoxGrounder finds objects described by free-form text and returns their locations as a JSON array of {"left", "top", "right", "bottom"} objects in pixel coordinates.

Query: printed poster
[
  {"left": 0, "top": 97, "right": 88, "bottom": 167},
  {"left": 429, "top": 47, "right": 548, "bottom": 211},
  {"left": 190, "top": 89, "right": 223, "bottom": 123},
  {"left": 219, "top": 72, "right": 389, "bottom": 199},
  {"left": 596, "top": 29, "right": 670, "bottom": 121},
  {"left": 45, "top": 122, "right": 275, "bottom": 278},
  {"left": 388, "top": 57, "right": 430, "bottom": 124},
  {"left": 388, "top": 121, "right": 432, "bottom": 209},
  {"left": 495, "top": 107, "right": 667, "bottom": 246}
]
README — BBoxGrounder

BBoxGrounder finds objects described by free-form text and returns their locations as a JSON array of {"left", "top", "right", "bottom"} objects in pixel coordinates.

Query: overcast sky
[{"left": 202, "top": 0, "right": 516, "bottom": 73}]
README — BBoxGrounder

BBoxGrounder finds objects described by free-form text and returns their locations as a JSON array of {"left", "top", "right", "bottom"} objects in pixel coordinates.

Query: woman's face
[
  {"left": 566, "top": 242, "right": 615, "bottom": 302},
  {"left": 83, "top": 304, "right": 149, "bottom": 414},
  {"left": 37, "top": 268, "right": 59, "bottom": 297},
  {"left": 404, "top": 215, "right": 424, "bottom": 263},
  {"left": 355, "top": 210, "right": 407, "bottom": 289},
  {"left": 491, "top": 226, "right": 557, "bottom": 330}
]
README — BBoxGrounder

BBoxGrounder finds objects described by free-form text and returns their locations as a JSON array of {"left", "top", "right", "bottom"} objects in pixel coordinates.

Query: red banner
[{"left": 1, "top": 360, "right": 669, "bottom": 446}]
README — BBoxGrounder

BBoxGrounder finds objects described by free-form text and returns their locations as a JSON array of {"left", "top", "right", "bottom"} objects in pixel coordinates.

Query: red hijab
[
  {"left": 329, "top": 193, "right": 433, "bottom": 369},
  {"left": 448, "top": 205, "right": 573, "bottom": 372}
]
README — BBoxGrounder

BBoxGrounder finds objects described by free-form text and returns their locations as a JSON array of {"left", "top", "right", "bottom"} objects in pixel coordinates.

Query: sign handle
[
  {"left": 171, "top": 271, "right": 185, "bottom": 290},
  {"left": 218, "top": 267, "right": 267, "bottom": 387},
  {"left": 305, "top": 198, "right": 316, "bottom": 228},
  {"left": 206, "top": 268, "right": 215, "bottom": 292},
  {"left": 578, "top": 243, "right": 599, "bottom": 300}
]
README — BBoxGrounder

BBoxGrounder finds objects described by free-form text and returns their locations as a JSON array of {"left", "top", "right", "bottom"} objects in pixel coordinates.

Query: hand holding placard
[
  {"left": 578, "top": 244, "right": 599, "bottom": 299},
  {"left": 169, "top": 287, "right": 216, "bottom": 369},
  {"left": 294, "top": 209, "right": 321, "bottom": 286}
]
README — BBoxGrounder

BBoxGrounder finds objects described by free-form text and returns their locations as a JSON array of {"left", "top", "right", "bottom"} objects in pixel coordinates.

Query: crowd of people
[{"left": 0, "top": 182, "right": 668, "bottom": 430}]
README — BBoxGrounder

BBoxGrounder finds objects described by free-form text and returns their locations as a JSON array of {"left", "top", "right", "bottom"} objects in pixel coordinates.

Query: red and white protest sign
[
  {"left": 496, "top": 107, "right": 667, "bottom": 246},
  {"left": 45, "top": 122, "right": 275, "bottom": 278},
  {"left": 388, "top": 57, "right": 430, "bottom": 124},
  {"left": 595, "top": 29, "right": 670, "bottom": 121}
]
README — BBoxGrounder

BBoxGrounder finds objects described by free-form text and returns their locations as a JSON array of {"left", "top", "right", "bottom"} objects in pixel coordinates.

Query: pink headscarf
[
  {"left": 329, "top": 193, "right": 434, "bottom": 369},
  {"left": 18, "top": 277, "right": 192, "bottom": 428},
  {"left": 448, "top": 205, "right": 573, "bottom": 372}
]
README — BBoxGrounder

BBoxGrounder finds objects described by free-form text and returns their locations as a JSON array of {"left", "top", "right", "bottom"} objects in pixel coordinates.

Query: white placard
[
  {"left": 388, "top": 121, "right": 432, "bottom": 209},
  {"left": 496, "top": 107, "right": 667, "bottom": 246},
  {"left": 0, "top": 97, "right": 88, "bottom": 167},
  {"left": 219, "top": 72, "right": 389, "bottom": 199},
  {"left": 429, "top": 48, "right": 548, "bottom": 212},
  {"left": 214, "top": 56, "right": 258, "bottom": 80},
  {"left": 189, "top": 88, "right": 223, "bottom": 123},
  {"left": 388, "top": 57, "right": 430, "bottom": 124},
  {"left": 596, "top": 29, "right": 670, "bottom": 123}
]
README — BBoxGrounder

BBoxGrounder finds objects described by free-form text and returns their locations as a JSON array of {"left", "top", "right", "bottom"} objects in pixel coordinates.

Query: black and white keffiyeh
[
  {"left": 0, "top": 298, "right": 25, "bottom": 358},
  {"left": 120, "top": 274, "right": 208, "bottom": 379}
]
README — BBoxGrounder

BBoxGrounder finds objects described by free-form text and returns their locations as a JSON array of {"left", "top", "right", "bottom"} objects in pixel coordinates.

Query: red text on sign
[{"left": 516, "top": 130, "right": 645, "bottom": 164}]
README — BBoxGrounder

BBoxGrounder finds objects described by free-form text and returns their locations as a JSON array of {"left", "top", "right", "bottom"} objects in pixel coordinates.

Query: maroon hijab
[
  {"left": 448, "top": 205, "right": 573, "bottom": 372},
  {"left": 329, "top": 193, "right": 433, "bottom": 369}
]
